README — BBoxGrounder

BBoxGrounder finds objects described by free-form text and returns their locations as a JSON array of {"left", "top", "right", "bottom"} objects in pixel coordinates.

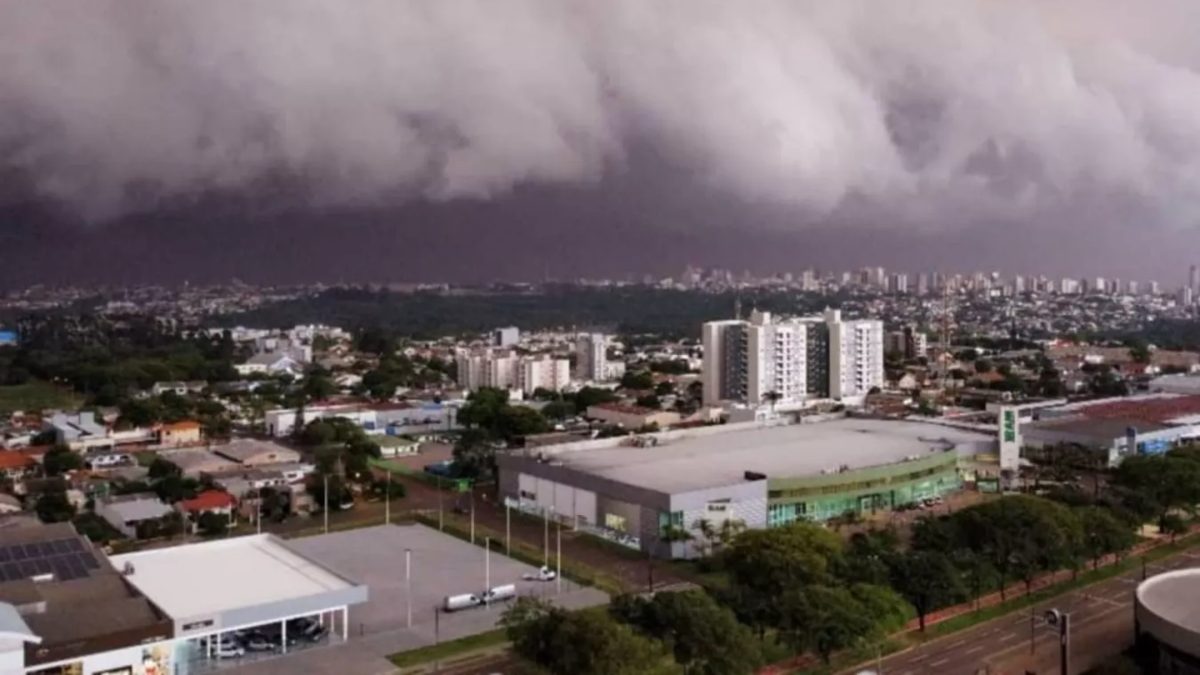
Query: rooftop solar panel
[
  {"left": 18, "top": 561, "right": 37, "bottom": 577},
  {"left": 10, "top": 545, "right": 26, "bottom": 561}
]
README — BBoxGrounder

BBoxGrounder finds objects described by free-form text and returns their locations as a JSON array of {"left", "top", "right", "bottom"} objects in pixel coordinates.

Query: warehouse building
[
  {"left": 1020, "top": 394, "right": 1200, "bottom": 466},
  {"left": 497, "top": 418, "right": 992, "bottom": 558}
]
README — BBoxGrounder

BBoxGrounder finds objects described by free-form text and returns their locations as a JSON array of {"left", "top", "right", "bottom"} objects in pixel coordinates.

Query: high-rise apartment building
[
  {"left": 492, "top": 326, "right": 520, "bottom": 347},
  {"left": 574, "top": 333, "right": 609, "bottom": 382},
  {"left": 456, "top": 350, "right": 569, "bottom": 393},
  {"left": 702, "top": 309, "right": 881, "bottom": 408},
  {"left": 1190, "top": 265, "right": 1199, "bottom": 291}
]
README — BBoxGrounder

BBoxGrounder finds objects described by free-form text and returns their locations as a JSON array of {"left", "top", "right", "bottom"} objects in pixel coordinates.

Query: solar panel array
[{"left": 0, "top": 537, "right": 100, "bottom": 582}]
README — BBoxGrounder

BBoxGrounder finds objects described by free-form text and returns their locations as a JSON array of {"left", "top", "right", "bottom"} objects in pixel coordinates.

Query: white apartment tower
[
  {"left": 456, "top": 350, "right": 569, "bottom": 394},
  {"left": 574, "top": 333, "right": 608, "bottom": 382},
  {"left": 702, "top": 309, "right": 883, "bottom": 407}
]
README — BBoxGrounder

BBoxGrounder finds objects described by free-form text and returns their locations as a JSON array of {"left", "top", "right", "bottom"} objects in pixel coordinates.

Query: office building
[
  {"left": 701, "top": 309, "right": 882, "bottom": 407},
  {"left": 574, "top": 333, "right": 608, "bottom": 382}
]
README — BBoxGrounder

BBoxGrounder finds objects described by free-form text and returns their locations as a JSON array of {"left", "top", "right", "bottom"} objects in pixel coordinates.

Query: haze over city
[{"left": 5, "top": 0, "right": 1200, "bottom": 287}]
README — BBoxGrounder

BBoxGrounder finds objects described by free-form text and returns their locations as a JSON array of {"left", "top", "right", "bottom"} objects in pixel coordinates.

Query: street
[{"left": 867, "top": 548, "right": 1200, "bottom": 674}]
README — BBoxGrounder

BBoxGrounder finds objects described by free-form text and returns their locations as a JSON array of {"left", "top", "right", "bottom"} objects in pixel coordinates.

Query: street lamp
[{"left": 1043, "top": 609, "right": 1070, "bottom": 675}]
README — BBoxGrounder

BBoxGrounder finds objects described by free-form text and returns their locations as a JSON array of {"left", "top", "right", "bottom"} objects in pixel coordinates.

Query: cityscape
[{"left": 6, "top": 2, "right": 1200, "bottom": 675}]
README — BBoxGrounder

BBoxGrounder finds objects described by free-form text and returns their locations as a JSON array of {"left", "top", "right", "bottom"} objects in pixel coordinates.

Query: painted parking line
[
  {"left": 999, "top": 632, "right": 1018, "bottom": 641},
  {"left": 965, "top": 645, "right": 984, "bottom": 655},
  {"left": 930, "top": 657, "right": 950, "bottom": 667}
]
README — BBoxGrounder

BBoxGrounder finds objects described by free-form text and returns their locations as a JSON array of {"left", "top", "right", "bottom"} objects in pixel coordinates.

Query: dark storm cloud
[{"left": 2, "top": 0, "right": 1200, "bottom": 232}]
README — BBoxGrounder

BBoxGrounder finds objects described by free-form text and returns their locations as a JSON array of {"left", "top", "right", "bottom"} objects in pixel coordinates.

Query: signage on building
[{"left": 999, "top": 405, "right": 1021, "bottom": 471}]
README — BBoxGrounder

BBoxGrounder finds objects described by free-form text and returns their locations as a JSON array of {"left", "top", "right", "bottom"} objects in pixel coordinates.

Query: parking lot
[{"left": 288, "top": 523, "right": 609, "bottom": 649}]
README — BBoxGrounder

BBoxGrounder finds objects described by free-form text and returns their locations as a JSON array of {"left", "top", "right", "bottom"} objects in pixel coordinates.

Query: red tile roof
[
  {"left": 0, "top": 451, "right": 35, "bottom": 471},
  {"left": 1076, "top": 395, "right": 1200, "bottom": 424},
  {"left": 177, "top": 490, "right": 237, "bottom": 512}
]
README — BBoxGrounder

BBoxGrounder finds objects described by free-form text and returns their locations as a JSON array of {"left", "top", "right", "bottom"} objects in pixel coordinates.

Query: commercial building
[
  {"left": 1136, "top": 568, "right": 1200, "bottom": 673},
  {"left": 574, "top": 333, "right": 609, "bottom": 383},
  {"left": 584, "top": 403, "right": 681, "bottom": 430},
  {"left": 211, "top": 438, "right": 302, "bottom": 467},
  {"left": 498, "top": 418, "right": 991, "bottom": 558},
  {"left": 1019, "top": 394, "right": 1200, "bottom": 466},
  {"left": 264, "top": 401, "right": 461, "bottom": 438},
  {"left": 702, "top": 309, "right": 883, "bottom": 408}
]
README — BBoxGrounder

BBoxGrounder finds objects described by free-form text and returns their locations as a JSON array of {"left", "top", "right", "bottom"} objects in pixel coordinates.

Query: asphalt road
[{"left": 865, "top": 547, "right": 1200, "bottom": 675}]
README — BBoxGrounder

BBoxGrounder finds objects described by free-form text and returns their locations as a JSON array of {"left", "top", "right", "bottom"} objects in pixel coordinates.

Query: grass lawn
[
  {"left": 0, "top": 381, "right": 81, "bottom": 415},
  {"left": 388, "top": 628, "right": 508, "bottom": 670}
]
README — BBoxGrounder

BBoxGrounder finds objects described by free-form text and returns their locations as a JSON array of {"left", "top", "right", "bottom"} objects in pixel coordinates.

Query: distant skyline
[{"left": 4, "top": 1, "right": 1200, "bottom": 288}]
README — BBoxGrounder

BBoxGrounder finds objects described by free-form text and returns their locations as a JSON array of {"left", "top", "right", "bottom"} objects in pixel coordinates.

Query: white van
[
  {"left": 482, "top": 584, "right": 517, "bottom": 604},
  {"left": 444, "top": 593, "right": 483, "bottom": 612}
]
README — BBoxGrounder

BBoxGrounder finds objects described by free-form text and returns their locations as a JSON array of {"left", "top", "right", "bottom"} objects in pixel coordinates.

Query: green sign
[{"left": 1002, "top": 409, "right": 1016, "bottom": 443}]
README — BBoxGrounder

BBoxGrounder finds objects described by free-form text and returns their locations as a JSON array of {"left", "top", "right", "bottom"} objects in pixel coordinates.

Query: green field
[{"left": 0, "top": 381, "right": 81, "bottom": 415}]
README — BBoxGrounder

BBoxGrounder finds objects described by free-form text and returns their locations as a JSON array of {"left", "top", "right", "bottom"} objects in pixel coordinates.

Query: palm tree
[
  {"left": 660, "top": 524, "right": 693, "bottom": 558},
  {"left": 716, "top": 518, "right": 747, "bottom": 550},
  {"left": 761, "top": 390, "right": 783, "bottom": 413},
  {"left": 692, "top": 518, "right": 717, "bottom": 557}
]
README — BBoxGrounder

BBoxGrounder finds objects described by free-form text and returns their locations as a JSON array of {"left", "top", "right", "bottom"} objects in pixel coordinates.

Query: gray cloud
[{"left": 3, "top": 0, "right": 1200, "bottom": 230}]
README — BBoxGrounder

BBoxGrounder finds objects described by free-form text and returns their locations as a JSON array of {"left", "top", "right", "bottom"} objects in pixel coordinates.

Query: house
[
  {"left": 376, "top": 436, "right": 420, "bottom": 458},
  {"left": 156, "top": 449, "right": 239, "bottom": 478},
  {"left": 157, "top": 420, "right": 203, "bottom": 447},
  {"left": 83, "top": 451, "right": 135, "bottom": 470},
  {"left": 95, "top": 493, "right": 173, "bottom": 538},
  {"left": 234, "top": 351, "right": 304, "bottom": 377},
  {"left": 176, "top": 490, "right": 238, "bottom": 533},
  {"left": 585, "top": 403, "right": 681, "bottom": 429},
  {"left": 46, "top": 412, "right": 112, "bottom": 452},
  {"left": 151, "top": 381, "right": 188, "bottom": 396},
  {"left": 211, "top": 439, "right": 301, "bottom": 467},
  {"left": 0, "top": 451, "right": 36, "bottom": 478}
]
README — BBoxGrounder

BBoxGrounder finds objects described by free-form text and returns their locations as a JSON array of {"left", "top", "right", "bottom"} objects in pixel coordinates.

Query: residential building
[
  {"left": 211, "top": 439, "right": 301, "bottom": 467},
  {"left": 701, "top": 309, "right": 882, "bottom": 407},
  {"left": 574, "top": 333, "right": 609, "bottom": 382},
  {"left": 234, "top": 351, "right": 305, "bottom": 377},
  {"left": 95, "top": 493, "right": 173, "bottom": 538},
  {"left": 492, "top": 326, "right": 520, "bottom": 347},
  {"left": 157, "top": 420, "right": 202, "bottom": 447},
  {"left": 157, "top": 449, "right": 240, "bottom": 478},
  {"left": 177, "top": 490, "right": 238, "bottom": 533},
  {"left": 520, "top": 355, "right": 571, "bottom": 393}
]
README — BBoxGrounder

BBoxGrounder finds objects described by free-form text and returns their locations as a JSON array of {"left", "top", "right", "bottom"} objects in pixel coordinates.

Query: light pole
[
  {"left": 506, "top": 503, "right": 511, "bottom": 556},
  {"left": 484, "top": 537, "right": 491, "bottom": 606},
  {"left": 385, "top": 472, "right": 391, "bottom": 525},
  {"left": 543, "top": 507, "right": 550, "bottom": 566},
  {"left": 323, "top": 474, "right": 329, "bottom": 534},
  {"left": 556, "top": 518, "right": 562, "bottom": 595},
  {"left": 405, "top": 548, "right": 412, "bottom": 629},
  {"left": 1044, "top": 609, "right": 1070, "bottom": 675}
]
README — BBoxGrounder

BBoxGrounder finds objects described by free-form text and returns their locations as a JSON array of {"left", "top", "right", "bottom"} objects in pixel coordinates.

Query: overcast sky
[{"left": 4, "top": 0, "right": 1200, "bottom": 288}]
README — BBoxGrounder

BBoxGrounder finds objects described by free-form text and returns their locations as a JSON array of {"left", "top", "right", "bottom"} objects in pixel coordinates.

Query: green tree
[
  {"left": 610, "top": 591, "right": 762, "bottom": 675},
  {"left": 889, "top": 551, "right": 965, "bottom": 631},
  {"left": 36, "top": 491, "right": 75, "bottom": 523},
  {"left": 148, "top": 457, "right": 182, "bottom": 480},
  {"left": 777, "top": 585, "right": 874, "bottom": 665},
  {"left": 502, "top": 598, "right": 681, "bottom": 675},
  {"left": 196, "top": 511, "right": 229, "bottom": 537},
  {"left": 43, "top": 444, "right": 83, "bottom": 476},
  {"left": 620, "top": 370, "right": 655, "bottom": 390},
  {"left": 1077, "top": 506, "right": 1137, "bottom": 569}
]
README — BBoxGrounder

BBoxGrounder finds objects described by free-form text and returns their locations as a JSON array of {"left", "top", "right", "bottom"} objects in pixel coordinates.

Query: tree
[
  {"left": 541, "top": 400, "right": 573, "bottom": 420},
  {"left": 611, "top": 591, "right": 762, "bottom": 675},
  {"left": 147, "top": 457, "right": 182, "bottom": 480},
  {"left": 1160, "top": 513, "right": 1188, "bottom": 543},
  {"left": 777, "top": 585, "right": 875, "bottom": 665},
  {"left": 889, "top": 551, "right": 965, "bottom": 631},
  {"left": 502, "top": 598, "right": 681, "bottom": 675},
  {"left": 620, "top": 370, "right": 655, "bottom": 391},
  {"left": 35, "top": 491, "right": 75, "bottom": 523},
  {"left": 636, "top": 394, "right": 662, "bottom": 410},
  {"left": 761, "top": 390, "right": 782, "bottom": 412},
  {"left": 196, "top": 511, "right": 229, "bottom": 537},
  {"left": 723, "top": 522, "right": 842, "bottom": 631},
  {"left": 42, "top": 444, "right": 83, "bottom": 476},
  {"left": 573, "top": 386, "right": 618, "bottom": 414},
  {"left": 1077, "top": 506, "right": 1137, "bottom": 569}
]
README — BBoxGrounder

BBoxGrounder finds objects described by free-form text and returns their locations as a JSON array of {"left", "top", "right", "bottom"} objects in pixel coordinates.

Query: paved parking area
[{"left": 290, "top": 523, "right": 604, "bottom": 639}]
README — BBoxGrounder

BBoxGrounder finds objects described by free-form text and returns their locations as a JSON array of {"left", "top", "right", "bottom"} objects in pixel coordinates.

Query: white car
[{"left": 522, "top": 566, "right": 557, "bottom": 582}]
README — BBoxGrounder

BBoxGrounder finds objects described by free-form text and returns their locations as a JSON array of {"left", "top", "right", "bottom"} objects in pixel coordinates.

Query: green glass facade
[{"left": 765, "top": 451, "right": 961, "bottom": 526}]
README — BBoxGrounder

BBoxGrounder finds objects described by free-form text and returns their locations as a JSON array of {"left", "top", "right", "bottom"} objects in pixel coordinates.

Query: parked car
[
  {"left": 200, "top": 636, "right": 245, "bottom": 658},
  {"left": 444, "top": 593, "right": 483, "bottom": 612},
  {"left": 522, "top": 566, "right": 557, "bottom": 582},
  {"left": 287, "top": 617, "right": 327, "bottom": 642},
  {"left": 242, "top": 634, "right": 276, "bottom": 653}
]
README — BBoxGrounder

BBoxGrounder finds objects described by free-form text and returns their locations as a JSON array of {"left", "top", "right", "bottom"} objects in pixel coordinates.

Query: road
[{"left": 867, "top": 547, "right": 1200, "bottom": 675}]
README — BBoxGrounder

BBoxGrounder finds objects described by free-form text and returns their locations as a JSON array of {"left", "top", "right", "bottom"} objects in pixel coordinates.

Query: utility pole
[
  {"left": 323, "top": 474, "right": 329, "bottom": 534},
  {"left": 484, "top": 537, "right": 491, "bottom": 605},
  {"left": 543, "top": 507, "right": 550, "bottom": 566},
  {"left": 506, "top": 503, "right": 511, "bottom": 556},
  {"left": 385, "top": 472, "right": 391, "bottom": 525},
  {"left": 556, "top": 518, "right": 562, "bottom": 595},
  {"left": 437, "top": 476, "right": 444, "bottom": 531},
  {"left": 405, "top": 548, "right": 412, "bottom": 628},
  {"left": 1059, "top": 613, "right": 1070, "bottom": 675}
]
